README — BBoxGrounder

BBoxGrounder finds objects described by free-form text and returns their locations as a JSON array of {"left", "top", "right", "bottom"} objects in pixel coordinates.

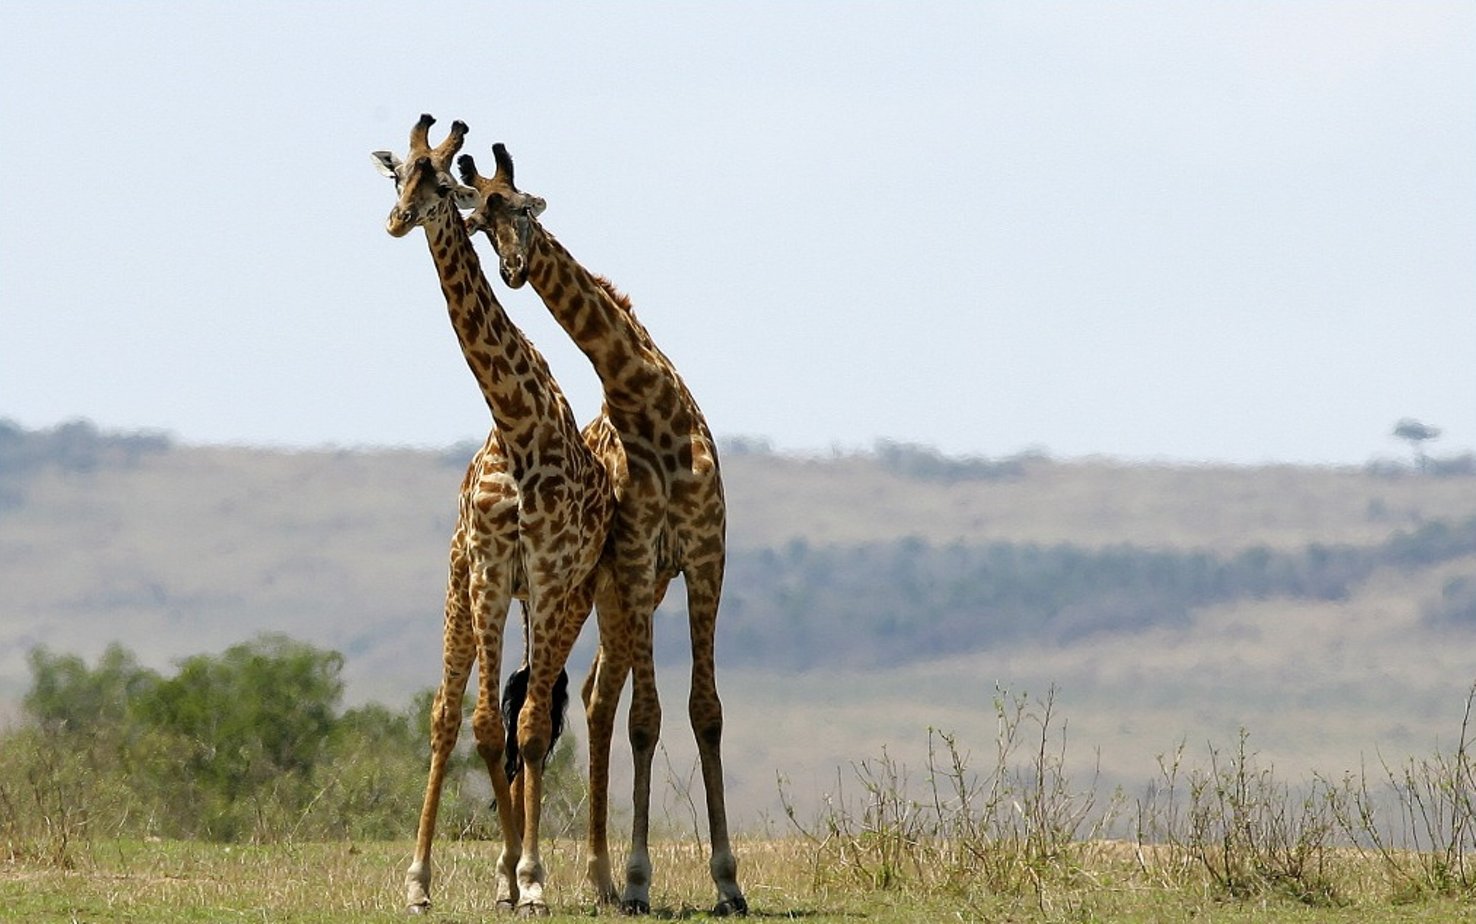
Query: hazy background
[{"left": 3, "top": 2, "right": 1472, "bottom": 465}]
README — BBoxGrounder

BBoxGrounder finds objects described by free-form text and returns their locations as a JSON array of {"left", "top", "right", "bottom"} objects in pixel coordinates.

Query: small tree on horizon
[{"left": 1393, "top": 418, "right": 1441, "bottom": 473}]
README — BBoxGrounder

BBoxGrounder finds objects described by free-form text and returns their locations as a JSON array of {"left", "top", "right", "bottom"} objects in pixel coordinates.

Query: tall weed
[
  {"left": 779, "top": 686, "right": 1118, "bottom": 909},
  {"left": 1329, "top": 681, "right": 1476, "bottom": 899}
]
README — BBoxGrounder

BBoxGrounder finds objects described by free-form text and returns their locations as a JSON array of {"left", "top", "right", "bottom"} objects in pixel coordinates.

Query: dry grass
[
  {"left": 10, "top": 675, "right": 1476, "bottom": 921},
  {"left": 0, "top": 838, "right": 855, "bottom": 922},
  {"left": 3, "top": 837, "right": 1473, "bottom": 923}
]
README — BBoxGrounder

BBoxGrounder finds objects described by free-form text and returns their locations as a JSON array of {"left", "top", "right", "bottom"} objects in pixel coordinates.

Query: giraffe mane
[{"left": 592, "top": 274, "right": 632, "bottom": 312}]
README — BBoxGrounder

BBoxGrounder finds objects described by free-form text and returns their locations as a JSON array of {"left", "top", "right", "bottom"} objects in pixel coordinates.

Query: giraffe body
[
  {"left": 373, "top": 116, "right": 610, "bottom": 916},
  {"left": 461, "top": 147, "right": 746, "bottom": 916}
]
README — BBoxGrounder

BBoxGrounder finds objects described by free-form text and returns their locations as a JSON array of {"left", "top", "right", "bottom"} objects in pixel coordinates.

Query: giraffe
[
  {"left": 372, "top": 114, "right": 611, "bottom": 916},
  {"left": 459, "top": 145, "right": 747, "bottom": 916}
]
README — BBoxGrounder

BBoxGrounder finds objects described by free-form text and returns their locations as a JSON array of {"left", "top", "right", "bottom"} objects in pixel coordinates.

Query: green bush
[{"left": 0, "top": 635, "right": 587, "bottom": 855}]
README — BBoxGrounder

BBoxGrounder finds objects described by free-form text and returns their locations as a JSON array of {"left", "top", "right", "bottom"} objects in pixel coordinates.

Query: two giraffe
[{"left": 375, "top": 116, "right": 746, "bottom": 916}]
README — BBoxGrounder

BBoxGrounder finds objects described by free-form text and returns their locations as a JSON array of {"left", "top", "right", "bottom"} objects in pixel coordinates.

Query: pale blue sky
[{"left": 2, "top": 2, "right": 1472, "bottom": 464}]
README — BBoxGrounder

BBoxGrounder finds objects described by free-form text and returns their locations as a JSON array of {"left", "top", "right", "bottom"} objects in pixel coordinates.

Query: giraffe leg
[
  {"left": 686, "top": 561, "right": 747, "bottom": 916},
  {"left": 515, "top": 583, "right": 596, "bottom": 917},
  {"left": 622, "top": 578, "right": 667, "bottom": 915},
  {"left": 406, "top": 547, "right": 476, "bottom": 912},
  {"left": 470, "top": 593, "right": 519, "bottom": 910},
  {"left": 583, "top": 579, "right": 629, "bottom": 906}
]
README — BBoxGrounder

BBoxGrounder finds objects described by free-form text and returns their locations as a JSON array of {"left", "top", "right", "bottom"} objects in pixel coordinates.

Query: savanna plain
[{"left": 5, "top": 420, "right": 1476, "bottom": 921}]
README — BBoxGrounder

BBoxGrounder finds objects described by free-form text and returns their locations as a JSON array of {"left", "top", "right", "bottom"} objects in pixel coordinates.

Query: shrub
[{"left": 0, "top": 636, "right": 588, "bottom": 854}]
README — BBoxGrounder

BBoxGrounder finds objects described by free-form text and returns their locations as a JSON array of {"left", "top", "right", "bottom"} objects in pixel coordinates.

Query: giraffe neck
[
  {"left": 421, "top": 206, "right": 580, "bottom": 471},
  {"left": 525, "top": 227, "right": 679, "bottom": 416}
]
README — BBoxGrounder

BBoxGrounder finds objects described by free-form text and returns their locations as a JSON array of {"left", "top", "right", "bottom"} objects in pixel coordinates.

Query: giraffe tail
[{"left": 499, "top": 662, "right": 571, "bottom": 785}]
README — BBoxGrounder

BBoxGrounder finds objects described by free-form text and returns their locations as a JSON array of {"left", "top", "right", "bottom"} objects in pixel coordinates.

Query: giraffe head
[
  {"left": 371, "top": 113, "right": 477, "bottom": 238},
  {"left": 457, "top": 144, "right": 547, "bottom": 287}
]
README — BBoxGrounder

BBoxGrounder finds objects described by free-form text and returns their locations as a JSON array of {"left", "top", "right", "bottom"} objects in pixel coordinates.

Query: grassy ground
[{"left": 4, "top": 838, "right": 1475, "bottom": 923}]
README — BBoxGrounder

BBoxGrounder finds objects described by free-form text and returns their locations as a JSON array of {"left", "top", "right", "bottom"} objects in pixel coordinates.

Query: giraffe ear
[
  {"left": 450, "top": 184, "right": 480, "bottom": 211},
  {"left": 371, "top": 151, "right": 402, "bottom": 178}
]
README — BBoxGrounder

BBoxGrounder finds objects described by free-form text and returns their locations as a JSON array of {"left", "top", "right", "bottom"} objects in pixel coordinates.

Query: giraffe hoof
[
  {"left": 620, "top": 899, "right": 650, "bottom": 916},
  {"left": 406, "top": 900, "right": 431, "bottom": 915},
  {"left": 516, "top": 899, "right": 550, "bottom": 918},
  {"left": 714, "top": 895, "right": 748, "bottom": 917}
]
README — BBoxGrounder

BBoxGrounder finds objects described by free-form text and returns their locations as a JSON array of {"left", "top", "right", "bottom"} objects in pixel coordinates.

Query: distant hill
[
  {"left": 5, "top": 417, "right": 1476, "bottom": 697},
  {"left": 5, "top": 418, "right": 1476, "bottom": 824}
]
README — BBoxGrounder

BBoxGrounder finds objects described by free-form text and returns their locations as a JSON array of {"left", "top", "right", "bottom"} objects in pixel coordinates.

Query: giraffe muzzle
[
  {"left": 386, "top": 209, "right": 416, "bottom": 238},
  {"left": 499, "top": 255, "right": 529, "bottom": 288}
]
